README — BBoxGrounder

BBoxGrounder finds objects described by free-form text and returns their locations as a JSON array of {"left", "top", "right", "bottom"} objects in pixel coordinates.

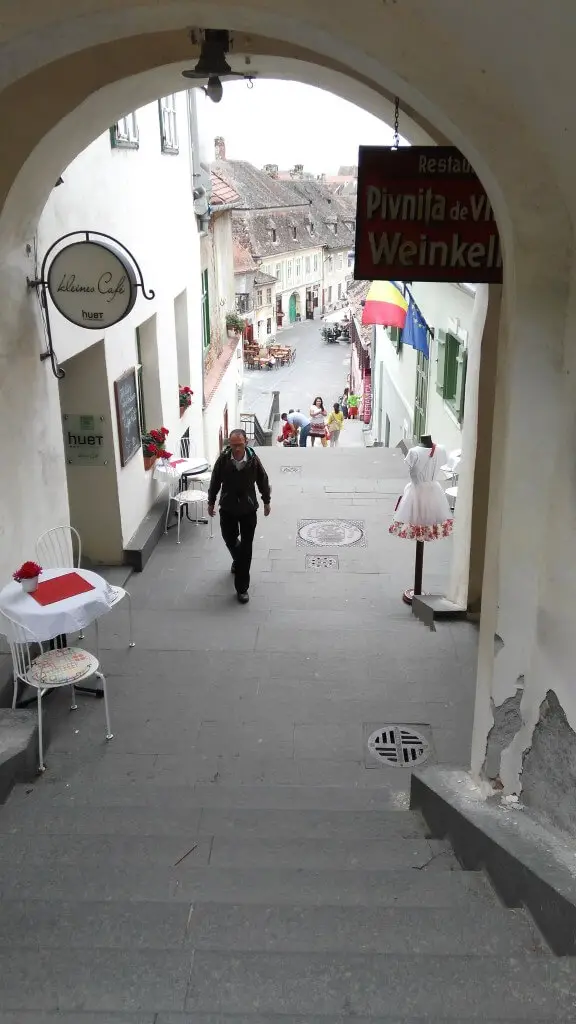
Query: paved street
[
  {"left": 0, "top": 444, "right": 489, "bottom": 1018},
  {"left": 242, "top": 317, "right": 361, "bottom": 444}
]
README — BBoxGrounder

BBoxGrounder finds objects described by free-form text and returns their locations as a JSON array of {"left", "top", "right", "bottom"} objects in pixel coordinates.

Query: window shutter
[
  {"left": 390, "top": 327, "right": 403, "bottom": 353},
  {"left": 436, "top": 330, "right": 447, "bottom": 395},
  {"left": 444, "top": 335, "right": 459, "bottom": 401},
  {"left": 455, "top": 346, "right": 468, "bottom": 423}
]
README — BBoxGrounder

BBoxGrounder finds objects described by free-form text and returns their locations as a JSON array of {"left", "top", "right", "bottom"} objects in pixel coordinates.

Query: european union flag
[{"left": 403, "top": 296, "right": 430, "bottom": 359}]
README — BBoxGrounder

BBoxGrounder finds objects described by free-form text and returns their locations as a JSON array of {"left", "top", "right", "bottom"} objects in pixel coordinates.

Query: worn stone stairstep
[
  {"left": 0, "top": 899, "right": 542, "bottom": 957},
  {"left": 0, "top": 1017, "right": 569, "bottom": 1024},
  {"left": 184, "top": 951, "right": 576, "bottom": 1018},
  {"left": 7, "top": 780, "right": 412, "bottom": 811}
]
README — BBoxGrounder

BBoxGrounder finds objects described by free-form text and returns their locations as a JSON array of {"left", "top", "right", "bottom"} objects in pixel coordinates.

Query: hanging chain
[{"left": 392, "top": 96, "right": 400, "bottom": 150}]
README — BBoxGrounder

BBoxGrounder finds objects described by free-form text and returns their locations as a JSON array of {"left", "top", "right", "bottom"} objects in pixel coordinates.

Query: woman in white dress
[
  {"left": 309, "top": 396, "right": 327, "bottom": 447},
  {"left": 389, "top": 436, "right": 453, "bottom": 541}
]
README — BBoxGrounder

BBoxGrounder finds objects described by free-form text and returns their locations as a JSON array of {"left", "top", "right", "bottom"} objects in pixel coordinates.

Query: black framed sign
[{"left": 114, "top": 367, "right": 141, "bottom": 466}]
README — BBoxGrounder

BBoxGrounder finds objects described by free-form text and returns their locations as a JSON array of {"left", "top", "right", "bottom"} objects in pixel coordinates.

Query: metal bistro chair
[
  {"left": 179, "top": 436, "right": 211, "bottom": 492},
  {"left": 36, "top": 525, "right": 135, "bottom": 650},
  {"left": 0, "top": 609, "right": 113, "bottom": 772},
  {"left": 164, "top": 467, "right": 212, "bottom": 544}
]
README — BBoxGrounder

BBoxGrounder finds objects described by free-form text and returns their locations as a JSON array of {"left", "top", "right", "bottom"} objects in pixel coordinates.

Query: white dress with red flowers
[{"left": 389, "top": 444, "right": 453, "bottom": 542}]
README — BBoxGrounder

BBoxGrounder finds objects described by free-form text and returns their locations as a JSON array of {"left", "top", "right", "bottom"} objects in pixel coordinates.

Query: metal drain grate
[
  {"left": 306, "top": 555, "right": 339, "bottom": 570},
  {"left": 366, "top": 725, "right": 430, "bottom": 768},
  {"left": 297, "top": 518, "right": 366, "bottom": 548},
  {"left": 281, "top": 466, "right": 302, "bottom": 474}
]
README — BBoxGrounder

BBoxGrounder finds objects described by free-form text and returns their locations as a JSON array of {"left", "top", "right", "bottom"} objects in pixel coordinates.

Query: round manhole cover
[
  {"left": 298, "top": 519, "right": 365, "bottom": 548},
  {"left": 367, "top": 726, "right": 430, "bottom": 768}
]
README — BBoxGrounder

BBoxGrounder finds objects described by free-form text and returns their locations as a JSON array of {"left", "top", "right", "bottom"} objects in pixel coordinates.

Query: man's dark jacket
[{"left": 208, "top": 446, "right": 271, "bottom": 516}]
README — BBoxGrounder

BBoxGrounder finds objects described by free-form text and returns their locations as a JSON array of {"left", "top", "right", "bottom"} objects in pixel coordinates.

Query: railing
[
  {"left": 236, "top": 294, "right": 253, "bottom": 314},
  {"left": 240, "top": 412, "right": 269, "bottom": 446}
]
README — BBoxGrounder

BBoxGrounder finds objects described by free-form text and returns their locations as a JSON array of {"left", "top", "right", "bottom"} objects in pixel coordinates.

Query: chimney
[
  {"left": 264, "top": 163, "right": 278, "bottom": 179},
  {"left": 214, "top": 136, "right": 226, "bottom": 161},
  {"left": 291, "top": 163, "right": 304, "bottom": 179}
]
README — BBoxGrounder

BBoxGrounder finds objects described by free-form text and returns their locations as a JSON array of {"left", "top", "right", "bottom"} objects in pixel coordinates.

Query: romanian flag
[{"left": 362, "top": 281, "right": 408, "bottom": 329}]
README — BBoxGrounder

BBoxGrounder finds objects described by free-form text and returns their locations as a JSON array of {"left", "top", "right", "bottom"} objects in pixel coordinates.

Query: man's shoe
[{"left": 237, "top": 592, "right": 249, "bottom": 604}]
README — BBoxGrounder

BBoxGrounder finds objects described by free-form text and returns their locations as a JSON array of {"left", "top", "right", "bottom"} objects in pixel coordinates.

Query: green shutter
[
  {"left": 389, "top": 327, "right": 403, "bottom": 353},
  {"left": 436, "top": 330, "right": 447, "bottom": 395},
  {"left": 443, "top": 334, "right": 459, "bottom": 401},
  {"left": 455, "top": 346, "right": 468, "bottom": 423}
]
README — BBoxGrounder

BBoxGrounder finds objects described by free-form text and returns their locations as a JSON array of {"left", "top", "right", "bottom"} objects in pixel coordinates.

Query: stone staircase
[{"left": 0, "top": 776, "right": 575, "bottom": 1020}]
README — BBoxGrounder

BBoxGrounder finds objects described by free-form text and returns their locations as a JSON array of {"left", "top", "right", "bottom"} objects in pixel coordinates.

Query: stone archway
[{"left": 0, "top": 3, "right": 574, "bottom": 799}]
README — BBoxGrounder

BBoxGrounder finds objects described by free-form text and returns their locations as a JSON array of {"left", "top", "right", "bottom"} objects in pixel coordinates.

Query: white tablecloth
[
  {"left": 0, "top": 567, "right": 115, "bottom": 642},
  {"left": 153, "top": 457, "right": 209, "bottom": 482}
]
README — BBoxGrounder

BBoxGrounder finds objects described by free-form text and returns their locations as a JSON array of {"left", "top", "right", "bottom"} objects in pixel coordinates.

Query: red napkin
[
  {"left": 169, "top": 459, "right": 187, "bottom": 466},
  {"left": 31, "top": 572, "right": 95, "bottom": 606}
]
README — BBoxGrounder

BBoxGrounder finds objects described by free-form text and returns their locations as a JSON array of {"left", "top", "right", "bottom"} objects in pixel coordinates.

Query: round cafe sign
[{"left": 47, "top": 240, "right": 138, "bottom": 329}]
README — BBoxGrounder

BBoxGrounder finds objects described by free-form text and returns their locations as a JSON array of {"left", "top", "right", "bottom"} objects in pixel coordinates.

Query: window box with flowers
[
  {"left": 142, "top": 427, "right": 171, "bottom": 470},
  {"left": 226, "top": 311, "right": 246, "bottom": 337},
  {"left": 179, "top": 386, "right": 193, "bottom": 417}
]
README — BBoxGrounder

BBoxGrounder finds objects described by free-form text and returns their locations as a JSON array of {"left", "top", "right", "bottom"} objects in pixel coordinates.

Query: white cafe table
[
  {"left": 153, "top": 456, "right": 209, "bottom": 484},
  {"left": 0, "top": 567, "right": 115, "bottom": 644}
]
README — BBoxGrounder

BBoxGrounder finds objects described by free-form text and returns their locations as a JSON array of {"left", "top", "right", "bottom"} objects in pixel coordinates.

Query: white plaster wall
[
  {"left": 35, "top": 92, "right": 203, "bottom": 556},
  {"left": 203, "top": 341, "right": 243, "bottom": 465},
  {"left": 371, "top": 282, "right": 475, "bottom": 452}
]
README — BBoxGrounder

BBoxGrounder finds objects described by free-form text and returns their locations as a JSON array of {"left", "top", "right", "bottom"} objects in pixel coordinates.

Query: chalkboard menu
[{"left": 114, "top": 367, "right": 141, "bottom": 467}]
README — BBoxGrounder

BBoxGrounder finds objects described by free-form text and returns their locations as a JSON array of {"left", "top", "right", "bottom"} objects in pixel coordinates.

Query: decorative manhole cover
[
  {"left": 281, "top": 466, "right": 302, "bottom": 474},
  {"left": 297, "top": 519, "right": 366, "bottom": 548},
  {"left": 366, "top": 726, "right": 430, "bottom": 768},
  {"left": 306, "top": 555, "right": 339, "bottom": 570}
]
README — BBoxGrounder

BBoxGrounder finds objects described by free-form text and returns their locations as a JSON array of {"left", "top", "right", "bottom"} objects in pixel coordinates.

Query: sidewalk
[{"left": 0, "top": 444, "right": 479, "bottom": 1015}]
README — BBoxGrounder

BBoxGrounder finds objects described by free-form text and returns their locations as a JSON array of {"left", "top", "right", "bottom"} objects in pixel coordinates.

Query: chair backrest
[
  {"left": 36, "top": 525, "right": 81, "bottom": 569},
  {"left": 180, "top": 436, "right": 196, "bottom": 459},
  {"left": 0, "top": 610, "right": 41, "bottom": 682}
]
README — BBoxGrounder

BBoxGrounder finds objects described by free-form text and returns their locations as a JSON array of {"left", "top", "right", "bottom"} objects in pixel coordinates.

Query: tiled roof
[
  {"left": 210, "top": 171, "right": 241, "bottom": 207},
  {"left": 254, "top": 270, "right": 277, "bottom": 286},
  {"left": 233, "top": 241, "right": 257, "bottom": 273},
  {"left": 214, "top": 159, "right": 357, "bottom": 261}
]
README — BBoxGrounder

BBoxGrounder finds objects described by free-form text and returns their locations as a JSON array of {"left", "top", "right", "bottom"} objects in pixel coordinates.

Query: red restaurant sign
[{"left": 354, "top": 146, "right": 502, "bottom": 284}]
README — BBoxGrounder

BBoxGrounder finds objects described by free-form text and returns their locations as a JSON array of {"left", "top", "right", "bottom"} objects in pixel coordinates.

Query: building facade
[
  {"left": 34, "top": 92, "right": 204, "bottom": 567},
  {"left": 369, "top": 282, "right": 475, "bottom": 453}
]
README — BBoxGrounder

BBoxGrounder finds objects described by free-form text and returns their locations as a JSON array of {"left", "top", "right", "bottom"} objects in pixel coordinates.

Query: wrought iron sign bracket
[{"left": 27, "top": 230, "right": 155, "bottom": 379}]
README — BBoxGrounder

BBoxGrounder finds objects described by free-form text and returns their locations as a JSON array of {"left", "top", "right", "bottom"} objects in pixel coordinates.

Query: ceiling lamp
[{"left": 182, "top": 29, "right": 255, "bottom": 103}]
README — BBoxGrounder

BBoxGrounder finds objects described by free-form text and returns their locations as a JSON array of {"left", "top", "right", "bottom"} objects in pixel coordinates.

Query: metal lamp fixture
[{"left": 182, "top": 29, "right": 255, "bottom": 103}]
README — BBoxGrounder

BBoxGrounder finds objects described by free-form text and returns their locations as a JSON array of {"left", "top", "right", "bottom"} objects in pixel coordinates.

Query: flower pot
[
  {"left": 21, "top": 577, "right": 39, "bottom": 593},
  {"left": 143, "top": 455, "right": 157, "bottom": 471}
]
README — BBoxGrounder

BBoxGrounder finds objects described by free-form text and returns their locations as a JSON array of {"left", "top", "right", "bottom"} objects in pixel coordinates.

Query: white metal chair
[
  {"left": 163, "top": 467, "right": 211, "bottom": 544},
  {"left": 36, "top": 525, "right": 135, "bottom": 650},
  {"left": 0, "top": 609, "right": 113, "bottom": 772}
]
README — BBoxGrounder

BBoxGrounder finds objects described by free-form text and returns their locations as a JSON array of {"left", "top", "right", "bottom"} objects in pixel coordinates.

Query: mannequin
[{"left": 389, "top": 435, "right": 453, "bottom": 603}]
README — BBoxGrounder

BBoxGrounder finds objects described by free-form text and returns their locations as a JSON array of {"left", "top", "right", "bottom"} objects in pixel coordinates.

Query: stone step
[
  {"left": 207, "top": 834, "right": 453, "bottom": 871},
  {"left": 184, "top": 902, "right": 544, "bottom": 956},
  {"left": 184, "top": 952, "right": 576, "bottom": 1018},
  {"left": 7, "top": 780, "right": 411, "bottom": 811},
  {"left": 196, "top": 808, "right": 425, "bottom": 840},
  {"left": 7, "top": 865, "right": 492, "bottom": 906},
  {"left": 0, "top": 899, "right": 542, "bottom": 957},
  {"left": 0, "top": 710, "right": 38, "bottom": 804},
  {"left": 0, "top": 1016, "right": 567, "bottom": 1024}
]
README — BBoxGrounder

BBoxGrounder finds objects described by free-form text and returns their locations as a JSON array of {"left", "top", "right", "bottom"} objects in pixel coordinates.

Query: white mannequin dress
[{"left": 389, "top": 443, "right": 453, "bottom": 541}]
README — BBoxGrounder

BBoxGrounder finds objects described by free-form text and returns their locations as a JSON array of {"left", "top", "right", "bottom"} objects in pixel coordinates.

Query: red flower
[
  {"left": 157, "top": 449, "right": 172, "bottom": 460},
  {"left": 161, "top": 427, "right": 169, "bottom": 436},
  {"left": 13, "top": 560, "right": 42, "bottom": 582}
]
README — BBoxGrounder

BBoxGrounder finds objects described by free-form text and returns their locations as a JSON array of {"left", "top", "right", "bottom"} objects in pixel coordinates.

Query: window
[
  {"left": 334, "top": 223, "right": 338, "bottom": 234},
  {"left": 436, "top": 330, "right": 468, "bottom": 422},
  {"left": 292, "top": 226, "right": 297, "bottom": 239},
  {"left": 305, "top": 256, "right": 311, "bottom": 276},
  {"left": 159, "top": 95, "right": 178, "bottom": 154},
  {"left": 313, "top": 254, "right": 319, "bottom": 274},
  {"left": 287, "top": 261, "right": 293, "bottom": 282},
  {"left": 337, "top": 253, "right": 343, "bottom": 270},
  {"left": 275, "top": 263, "right": 282, "bottom": 285},
  {"left": 327, "top": 256, "right": 333, "bottom": 273},
  {"left": 236, "top": 293, "right": 251, "bottom": 314},
  {"left": 135, "top": 326, "right": 146, "bottom": 432},
  {"left": 389, "top": 326, "right": 403, "bottom": 354},
  {"left": 310, "top": 222, "right": 315, "bottom": 235},
  {"left": 328, "top": 285, "right": 332, "bottom": 304},
  {"left": 266, "top": 318, "right": 272, "bottom": 335},
  {"left": 257, "top": 289, "right": 263, "bottom": 306},
  {"left": 266, "top": 287, "right": 272, "bottom": 304},
  {"left": 201, "top": 269, "right": 210, "bottom": 351},
  {"left": 295, "top": 258, "right": 302, "bottom": 280},
  {"left": 110, "top": 112, "right": 139, "bottom": 149},
  {"left": 338, "top": 283, "right": 342, "bottom": 299},
  {"left": 271, "top": 228, "right": 277, "bottom": 242}
]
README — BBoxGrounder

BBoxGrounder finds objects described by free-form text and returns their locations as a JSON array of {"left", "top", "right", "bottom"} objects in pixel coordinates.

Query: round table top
[
  {"left": 153, "top": 457, "right": 210, "bottom": 480},
  {"left": 0, "top": 567, "right": 115, "bottom": 643}
]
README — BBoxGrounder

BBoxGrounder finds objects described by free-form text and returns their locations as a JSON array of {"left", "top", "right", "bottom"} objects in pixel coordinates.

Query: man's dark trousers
[{"left": 220, "top": 510, "right": 257, "bottom": 594}]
